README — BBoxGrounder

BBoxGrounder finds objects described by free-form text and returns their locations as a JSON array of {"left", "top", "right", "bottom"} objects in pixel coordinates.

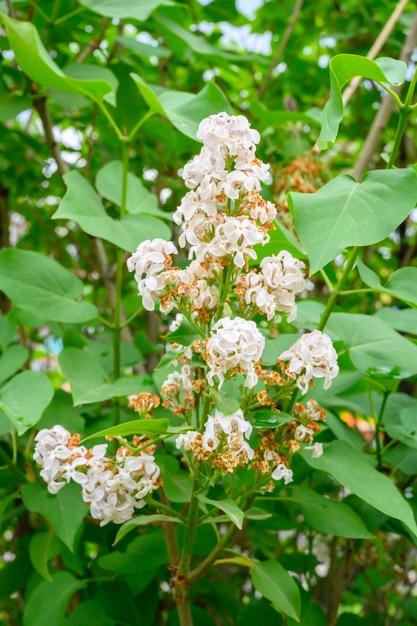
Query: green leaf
[
  {"left": 159, "top": 455, "right": 192, "bottom": 503},
  {"left": 384, "top": 404, "right": 417, "bottom": 449},
  {"left": 114, "top": 514, "right": 184, "bottom": 545},
  {"left": 59, "top": 346, "right": 154, "bottom": 405},
  {"left": 216, "top": 554, "right": 253, "bottom": 568},
  {"left": 22, "top": 482, "right": 88, "bottom": 551},
  {"left": 319, "top": 54, "right": 406, "bottom": 148},
  {"left": 237, "top": 603, "right": 284, "bottom": 624},
  {"left": 327, "top": 312, "right": 417, "bottom": 379},
  {"left": 214, "top": 391, "right": 241, "bottom": 416},
  {"left": 99, "top": 532, "right": 167, "bottom": 574},
  {"left": 54, "top": 171, "right": 170, "bottom": 253},
  {"left": 0, "top": 87, "right": 32, "bottom": 121},
  {"left": 0, "top": 316, "right": 17, "bottom": 350},
  {"left": 357, "top": 259, "right": 417, "bottom": 308},
  {"left": 251, "top": 410, "right": 295, "bottom": 429},
  {"left": 255, "top": 222, "right": 307, "bottom": 263},
  {"left": 384, "top": 444, "right": 417, "bottom": 475},
  {"left": 0, "top": 370, "right": 53, "bottom": 435},
  {"left": 2, "top": 14, "right": 114, "bottom": 102},
  {"left": 29, "top": 531, "right": 62, "bottom": 581},
  {"left": 290, "top": 168, "right": 417, "bottom": 274},
  {"left": 131, "top": 74, "right": 165, "bottom": 114},
  {"left": 116, "top": 35, "right": 171, "bottom": 59},
  {"left": 164, "top": 319, "right": 201, "bottom": 345},
  {"left": 23, "top": 571, "right": 86, "bottom": 626},
  {"left": 0, "top": 248, "right": 98, "bottom": 323},
  {"left": 78, "top": 0, "right": 174, "bottom": 20},
  {"left": 262, "top": 334, "right": 300, "bottom": 366},
  {"left": 251, "top": 560, "right": 301, "bottom": 621},
  {"left": 81, "top": 418, "right": 169, "bottom": 442},
  {"left": 301, "top": 440, "right": 417, "bottom": 538},
  {"left": 67, "top": 601, "right": 115, "bottom": 626},
  {"left": 155, "top": 13, "right": 219, "bottom": 56},
  {"left": 132, "top": 75, "right": 232, "bottom": 140},
  {"left": 155, "top": 345, "right": 190, "bottom": 371},
  {"left": 245, "top": 507, "right": 273, "bottom": 520},
  {"left": 155, "top": 11, "right": 265, "bottom": 63},
  {"left": 198, "top": 494, "right": 245, "bottom": 529},
  {"left": 0, "top": 552, "right": 32, "bottom": 600},
  {"left": 96, "top": 161, "right": 168, "bottom": 219},
  {"left": 251, "top": 100, "right": 321, "bottom": 128},
  {"left": 286, "top": 486, "right": 374, "bottom": 538},
  {"left": 0, "top": 344, "right": 28, "bottom": 384},
  {"left": 376, "top": 308, "right": 417, "bottom": 335}
]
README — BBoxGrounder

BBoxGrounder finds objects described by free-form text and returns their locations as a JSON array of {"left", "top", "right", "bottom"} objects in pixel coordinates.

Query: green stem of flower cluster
[
  {"left": 317, "top": 246, "right": 359, "bottom": 332},
  {"left": 178, "top": 477, "right": 201, "bottom": 577}
]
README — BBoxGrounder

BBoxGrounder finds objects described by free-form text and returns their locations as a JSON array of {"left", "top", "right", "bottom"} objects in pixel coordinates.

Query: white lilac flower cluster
[
  {"left": 126, "top": 238, "right": 178, "bottom": 312},
  {"left": 34, "top": 425, "right": 161, "bottom": 526},
  {"left": 127, "top": 112, "right": 305, "bottom": 325},
  {"left": 161, "top": 363, "right": 194, "bottom": 396},
  {"left": 236, "top": 251, "right": 306, "bottom": 322},
  {"left": 176, "top": 112, "right": 273, "bottom": 262},
  {"left": 206, "top": 316, "right": 265, "bottom": 389},
  {"left": 176, "top": 409, "right": 254, "bottom": 474},
  {"left": 124, "top": 113, "right": 339, "bottom": 486},
  {"left": 279, "top": 329, "right": 339, "bottom": 394}
]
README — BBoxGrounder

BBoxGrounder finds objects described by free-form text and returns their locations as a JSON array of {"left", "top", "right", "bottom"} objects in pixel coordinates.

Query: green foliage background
[{"left": 1, "top": 1, "right": 417, "bottom": 625}]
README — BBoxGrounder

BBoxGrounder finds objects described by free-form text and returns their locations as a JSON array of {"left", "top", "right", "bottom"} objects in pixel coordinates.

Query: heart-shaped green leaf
[{"left": 290, "top": 168, "right": 417, "bottom": 274}]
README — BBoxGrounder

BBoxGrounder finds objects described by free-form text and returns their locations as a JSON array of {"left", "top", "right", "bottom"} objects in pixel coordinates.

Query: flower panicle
[{"left": 34, "top": 113, "right": 339, "bottom": 524}]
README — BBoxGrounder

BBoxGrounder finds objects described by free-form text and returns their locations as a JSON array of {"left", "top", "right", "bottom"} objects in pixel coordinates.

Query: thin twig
[
  {"left": 31, "top": 85, "right": 69, "bottom": 177},
  {"left": 76, "top": 18, "right": 110, "bottom": 64},
  {"left": 83, "top": 104, "right": 98, "bottom": 179},
  {"left": 257, "top": 0, "right": 304, "bottom": 99},
  {"left": 27, "top": 0, "right": 39, "bottom": 22},
  {"left": 6, "top": 0, "right": 16, "bottom": 18}
]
